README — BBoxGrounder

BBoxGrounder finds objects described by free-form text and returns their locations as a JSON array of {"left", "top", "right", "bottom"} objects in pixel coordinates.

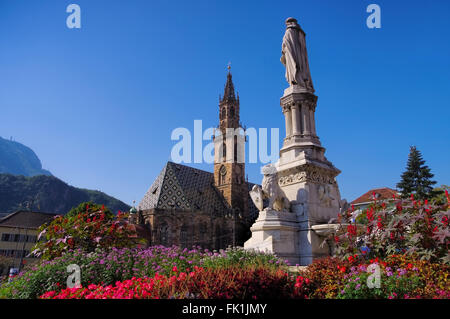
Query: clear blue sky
[{"left": 1, "top": 0, "right": 449, "bottom": 206}]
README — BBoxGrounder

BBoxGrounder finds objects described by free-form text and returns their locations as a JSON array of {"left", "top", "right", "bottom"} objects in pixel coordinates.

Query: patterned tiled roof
[{"left": 138, "top": 162, "right": 259, "bottom": 222}]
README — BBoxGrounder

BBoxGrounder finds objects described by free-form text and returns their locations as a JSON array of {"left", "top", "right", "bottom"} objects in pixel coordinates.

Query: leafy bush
[
  {"left": 300, "top": 257, "right": 350, "bottom": 298},
  {"left": 31, "top": 206, "right": 141, "bottom": 260},
  {"left": 66, "top": 202, "right": 113, "bottom": 218},
  {"left": 201, "top": 247, "right": 287, "bottom": 270},
  {"left": 298, "top": 255, "right": 449, "bottom": 299},
  {"left": 332, "top": 195, "right": 449, "bottom": 264}
]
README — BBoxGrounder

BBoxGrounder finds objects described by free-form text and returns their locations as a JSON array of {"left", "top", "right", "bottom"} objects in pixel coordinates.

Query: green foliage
[
  {"left": 0, "top": 174, "right": 130, "bottom": 214},
  {"left": 397, "top": 146, "right": 437, "bottom": 200},
  {"left": 0, "top": 246, "right": 288, "bottom": 299},
  {"left": 332, "top": 197, "right": 449, "bottom": 264},
  {"left": 338, "top": 267, "right": 422, "bottom": 299},
  {"left": 31, "top": 206, "right": 141, "bottom": 260},
  {"left": 431, "top": 185, "right": 449, "bottom": 205},
  {"left": 200, "top": 247, "right": 287, "bottom": 270},
  {"left": 66, "top": 201, "right": 113, "bottom": 218}
]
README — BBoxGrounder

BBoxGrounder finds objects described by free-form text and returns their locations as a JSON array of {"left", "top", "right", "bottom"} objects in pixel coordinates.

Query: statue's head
[
  {"left": 261, "top": 163, "right": 277, "bottom": 176},
  {"left": 285, "top": 17, "right": 300, "bottom": 29}
]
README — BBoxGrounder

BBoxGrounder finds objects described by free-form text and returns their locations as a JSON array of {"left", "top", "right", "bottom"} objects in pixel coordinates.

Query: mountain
[
  {"left": 0, "top": 174, "right": 130, "bottom": 215},
  {"left": 0, "top": 136, "right": 52, "bottom": 177}
]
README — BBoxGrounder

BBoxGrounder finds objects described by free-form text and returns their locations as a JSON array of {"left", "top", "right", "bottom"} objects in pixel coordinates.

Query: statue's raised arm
[{"left": 281, "top": 17, "right": 314, "bottom": 93}]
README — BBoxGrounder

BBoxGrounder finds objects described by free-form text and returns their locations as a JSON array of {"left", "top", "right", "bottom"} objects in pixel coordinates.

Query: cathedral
[{"left": 132, "top": 70, "right": 259, "bottom": 249}]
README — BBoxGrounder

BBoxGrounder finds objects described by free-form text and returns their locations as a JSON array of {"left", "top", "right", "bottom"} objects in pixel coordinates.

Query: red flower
[
  {"left": 347, "top": 225, "right": 357, "bottom": 237},
  {"left": 172, "top": 266, "right": 178, "bottom": 273}
]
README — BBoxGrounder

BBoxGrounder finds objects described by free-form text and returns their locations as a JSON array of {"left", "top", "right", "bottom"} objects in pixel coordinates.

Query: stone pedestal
[
  {"left": 278, "top": 90, "right": 342, "bottom": 265},
  {"left": 244, "top": 209, "right": 301, "bottom": 265},
  {"left": 244, "top": 88, "right": 344, "bottom": 266}
]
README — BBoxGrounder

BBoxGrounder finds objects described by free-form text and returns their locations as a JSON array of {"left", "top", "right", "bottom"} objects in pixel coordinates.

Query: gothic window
[
  {"left": 230, "top": 106, "right": 234, "bottom": 117},
  {"left": 219, "top": 165, "right": 227, "bottom": 185},
  {"left": 159, "top": 222, "right": 169, "bottom": 246},
  {"left": 222, "top": 107, "right": 226, "bottom": 119},
  {"left": 222, "top": 140, "right": 227, "bottom": 160}
]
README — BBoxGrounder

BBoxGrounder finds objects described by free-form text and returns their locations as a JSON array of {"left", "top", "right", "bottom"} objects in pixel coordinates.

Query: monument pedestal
[
  {"left": 244, "top": 210, "right": 301, "bottom": 265},
  {"left": 245, "top": 90, "right": 344, "bottom": 265}
]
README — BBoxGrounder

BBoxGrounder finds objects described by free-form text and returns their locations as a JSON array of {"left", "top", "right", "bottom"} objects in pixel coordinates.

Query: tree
[{"left": 397, "top": 146, "right": 437, "bottom": 199}]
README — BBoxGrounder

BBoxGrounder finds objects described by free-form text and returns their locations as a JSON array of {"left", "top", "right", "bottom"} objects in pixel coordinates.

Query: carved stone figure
[
  {"left": 250, "top": 164, "right": 291, "bottom": 212},
  {"left": 280, "top": 17, "right": 314, "bottom": 92},
  {"left": 318, "top": 184, "right": 334, "bottom": 207}
]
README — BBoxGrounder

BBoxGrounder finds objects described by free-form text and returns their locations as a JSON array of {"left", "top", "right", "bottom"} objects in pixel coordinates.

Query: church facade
[{"left": 133, "top": 71, "right": 259, "bottom": 249}]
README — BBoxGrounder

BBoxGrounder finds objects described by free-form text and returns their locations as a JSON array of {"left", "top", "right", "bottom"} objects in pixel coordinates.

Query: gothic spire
[{"left": 222, "top": 66, "right": 236, "bottom": 102}]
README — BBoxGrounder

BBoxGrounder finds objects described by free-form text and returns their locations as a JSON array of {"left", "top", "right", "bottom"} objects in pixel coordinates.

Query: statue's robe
[{"left": 281, "top": 26, "right": 314, "bottom": 92}]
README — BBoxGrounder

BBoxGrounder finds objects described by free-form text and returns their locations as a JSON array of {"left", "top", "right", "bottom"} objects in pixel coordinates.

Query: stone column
[
  {"left": 302, "top": 103, "right": 311, "bottom": 136},
  {"left": 309, "top": 105, "right": 316, "bottom": 136},
  {"left": 291, "top": 103, "right": 300, "bottom": 136},
  {"left": 282, "top": 105, "right": 292, "bottom": 138}
]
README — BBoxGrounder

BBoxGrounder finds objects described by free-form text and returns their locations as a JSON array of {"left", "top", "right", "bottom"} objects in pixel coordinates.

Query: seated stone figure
[{"left": 250, "top": 164, "right": 291, "bottom": 212}]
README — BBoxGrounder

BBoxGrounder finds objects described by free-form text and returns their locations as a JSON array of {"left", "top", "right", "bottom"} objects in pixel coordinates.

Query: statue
[
  {"left": 250, "top": 164, "right": 291, "bottom": 212},
  {"left": 318, "top": 184, "right": 335, "bottom": 207},
  {"left": 280, "top": 17, "right": 314, "bottom": 92}
]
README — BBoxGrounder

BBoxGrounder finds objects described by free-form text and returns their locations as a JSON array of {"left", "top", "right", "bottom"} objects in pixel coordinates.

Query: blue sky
[{"left": 0, "top": 0, "right": 449, "bottom": 206}]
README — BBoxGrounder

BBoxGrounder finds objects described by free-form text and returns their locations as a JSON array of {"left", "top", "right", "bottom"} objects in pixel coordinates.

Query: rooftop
[
  {"left": 0, "top": 211, "right": 58, "bottom": 229},
  {"left": 351, "top": 187, "right": 399, "bottom": 205}
]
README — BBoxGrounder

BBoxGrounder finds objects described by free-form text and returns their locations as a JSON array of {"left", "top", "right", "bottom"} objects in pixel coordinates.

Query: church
[{"left": 131, "top": 70, "right": 259, "bottom": 250}]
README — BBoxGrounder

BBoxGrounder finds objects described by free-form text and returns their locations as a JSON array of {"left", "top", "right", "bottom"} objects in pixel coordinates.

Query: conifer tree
[{"left": 397, "top": 146, "right": 436, "bottom": 199}]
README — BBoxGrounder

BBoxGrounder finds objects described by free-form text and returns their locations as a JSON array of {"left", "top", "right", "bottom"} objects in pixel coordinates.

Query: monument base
[
  {"left": 243, "top": 209, "right": 343, "bottom": 265},
  {"left": 244, "top": 209, "right": 301, "bottom": 265}
]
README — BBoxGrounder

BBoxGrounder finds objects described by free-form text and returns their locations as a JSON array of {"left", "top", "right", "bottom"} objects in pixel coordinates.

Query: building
[
  {"left": 351, "top": 187, "right": 399, "bottom": 211},
  {"left": 134, "top": 70, "right": 259, "bottom": 249},
  {"left": 0, "top": 211, "right": 56, "bottom": 275}
]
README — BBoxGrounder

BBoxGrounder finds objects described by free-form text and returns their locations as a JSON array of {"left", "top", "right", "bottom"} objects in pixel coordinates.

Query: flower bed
[
  {"left": 299, "top": 254, "right": 449, "bottom": 299},
  {"left": 0, "top": 246, "right": 286, "bottom": 299},
  {"left": 40, "top": 266, "right": 311, "bottom": 299}
]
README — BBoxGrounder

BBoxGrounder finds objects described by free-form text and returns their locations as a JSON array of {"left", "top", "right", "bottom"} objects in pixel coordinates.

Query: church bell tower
[{"left": 214, "top": 67, "right": 248, "bottom": 220}]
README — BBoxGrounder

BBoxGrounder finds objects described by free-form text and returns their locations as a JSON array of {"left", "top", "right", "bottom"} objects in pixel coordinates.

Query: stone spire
[
  {"left": 214, "top": 69, "right": 248, "bottom": 227},
  {"left": 222, "top": 68, "right": 236, "bottom": 102},
  {"left": 218, "top": 67, "right": 240, "bottom": 130}
]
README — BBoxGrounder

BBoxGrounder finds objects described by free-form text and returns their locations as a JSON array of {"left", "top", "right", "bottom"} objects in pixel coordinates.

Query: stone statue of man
[{"left": 280, "top": 17, "right": 314, "bottom": 93}]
